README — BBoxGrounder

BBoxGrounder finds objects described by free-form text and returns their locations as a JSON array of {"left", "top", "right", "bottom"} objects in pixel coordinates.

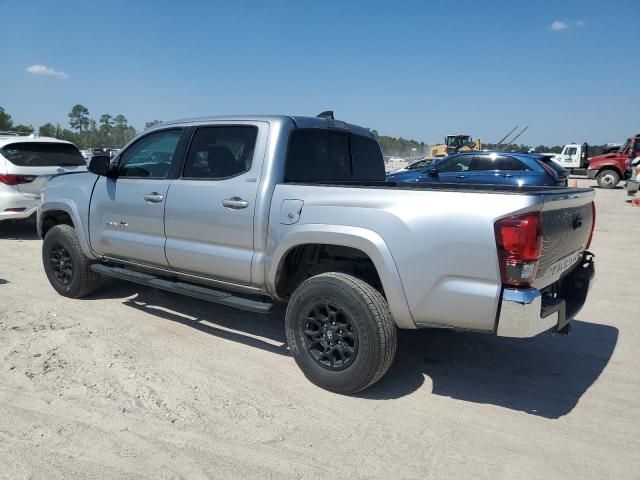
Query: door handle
[
  {"left": 143, "top": 192, "right": 164, "bottom": 203},
  {"left": 456, "top": 175, "right": 467, "bottom": 179},
  {"left": 501, "top": 174, "right": 513, "bottom": 178},
  {"left": 222, "top": 197, "right": 249, "bottom": 209}
]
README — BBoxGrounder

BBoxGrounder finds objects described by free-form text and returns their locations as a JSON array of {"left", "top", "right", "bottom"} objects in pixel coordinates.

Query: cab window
[
  {"left": 118, "top": 129, "right": 182, "bottom": 178},
  {"left": 182, "top": 126, "right": 258, "bottom": 179}
]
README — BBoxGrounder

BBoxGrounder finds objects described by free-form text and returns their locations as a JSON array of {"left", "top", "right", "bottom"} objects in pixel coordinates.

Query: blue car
[{"left": 387, "top": 151, "right": 569, "bottom": 187}]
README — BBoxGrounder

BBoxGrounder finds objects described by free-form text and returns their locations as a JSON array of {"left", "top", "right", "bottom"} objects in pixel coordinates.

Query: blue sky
[{"left": 2, "top": 0, "right": 638, "bottom": 145}]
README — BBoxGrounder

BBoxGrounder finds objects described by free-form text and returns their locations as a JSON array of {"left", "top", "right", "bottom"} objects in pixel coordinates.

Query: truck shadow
[
  {"left": 91, "top": 283, "right": 617, "bottom": 419},
  {"left": 90, "top": 282, "right": 290, "bottom": 357},
  {"left": 364, "top": 321, "right": 618, "bottom": 418},
  {"left": 0, "top": 219, "right": 38, "bottom": 240}
]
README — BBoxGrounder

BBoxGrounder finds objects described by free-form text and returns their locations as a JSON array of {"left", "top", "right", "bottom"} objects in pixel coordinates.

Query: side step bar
[{"left": 90, "top": 264, "right": 273, "bottom": 314}]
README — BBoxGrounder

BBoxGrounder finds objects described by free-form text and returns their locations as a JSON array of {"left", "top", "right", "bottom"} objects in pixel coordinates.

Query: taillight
[
  {"left": 586, "top": 201, "right": 596, "bottom": 249},
  {"left": 0, "top": 174, "right": 36, "bottom": 185},
  {"left": 537, "top": 160, "right": 557, "bottom": 178},
  {"left": 494, "top": 212, "right": 543, "bottom": 287}
]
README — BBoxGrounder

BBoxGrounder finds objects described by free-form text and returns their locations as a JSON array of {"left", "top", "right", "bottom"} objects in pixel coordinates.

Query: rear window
[
  {"left": 284, "top": 129, "right": 385, "bottom": 183},
  {"left": 1, "top": 142, "right": 85, "bottom": 167}
]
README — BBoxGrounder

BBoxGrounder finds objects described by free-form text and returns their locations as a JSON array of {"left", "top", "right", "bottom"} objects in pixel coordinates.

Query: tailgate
[
  {"left": 534, "top": 189, "right": 594, "bottom": 289},
  {"left": 1, "top": 141, "right": 87, "bottom": 195}
]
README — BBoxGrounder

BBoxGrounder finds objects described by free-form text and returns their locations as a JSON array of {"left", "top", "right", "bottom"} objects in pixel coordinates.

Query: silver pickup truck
[{"left": 38, "top": 113, "right": 596, "bottom": 393}]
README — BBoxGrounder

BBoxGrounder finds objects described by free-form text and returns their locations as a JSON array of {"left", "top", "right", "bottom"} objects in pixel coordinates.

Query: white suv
[{"left": 0, "top": 134, "right": 86, "bottom": 222}]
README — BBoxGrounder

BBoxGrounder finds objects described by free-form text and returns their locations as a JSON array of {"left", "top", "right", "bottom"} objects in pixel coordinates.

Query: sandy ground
[{"left": 1, "top": 179, "right": 639, "bottom": 479}]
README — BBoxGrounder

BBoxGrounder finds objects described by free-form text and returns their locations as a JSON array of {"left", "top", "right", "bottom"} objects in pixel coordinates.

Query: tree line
[
  {"left": 0, "top": 105, "right": 163, "bottom": 150},
  {"left": 377, "top": 135, "right": 428, "bottom": 158},
  {"left": 0, "top": 105, "right": 615, "bottom": 157}
]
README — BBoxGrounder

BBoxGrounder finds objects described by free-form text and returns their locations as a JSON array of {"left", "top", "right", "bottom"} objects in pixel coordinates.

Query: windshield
[
  {"left": 619, "top": 139, "right": 630, "bottom": 154},
  {"left": 1, "top": 142, "right": 85, "bottom": 167}
]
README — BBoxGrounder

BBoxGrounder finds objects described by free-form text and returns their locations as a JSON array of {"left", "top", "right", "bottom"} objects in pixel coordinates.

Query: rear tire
[
  {"left": 42, "top": 224, "right": 100, "bottom": 298},
  {"left": 285, "top": 272, "right": 397, "bottom": 394},
  {"left": 596, "top": 169, "right": 620, "bottom": 189}
]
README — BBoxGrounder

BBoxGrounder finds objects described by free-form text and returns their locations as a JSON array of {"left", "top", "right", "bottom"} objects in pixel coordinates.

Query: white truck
[{"left": 552, "top": 143, "right": 589, "bottom": 174}]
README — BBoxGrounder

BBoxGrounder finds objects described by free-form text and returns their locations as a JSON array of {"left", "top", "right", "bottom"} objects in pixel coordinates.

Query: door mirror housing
[
  {"left": 427, "top": 167, "right": 439, "bottom": 177},
  {"left": 88, "top": 155, "right": 112, "bottom": 176}
]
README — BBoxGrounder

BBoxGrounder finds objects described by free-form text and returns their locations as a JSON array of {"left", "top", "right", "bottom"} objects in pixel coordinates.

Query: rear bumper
[
  {"left": 0, "top": 190, "right": 40, "bottom": 221},
  {"left": 496, "top": 252, "right": 595, "bottom": 338},
  {"left": 587, "top": 169, "right": 598, "bottom": 179}
]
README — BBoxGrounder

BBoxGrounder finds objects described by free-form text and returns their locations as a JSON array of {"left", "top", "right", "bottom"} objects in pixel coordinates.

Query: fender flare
[
  {"left": 266, "top": 224, "right": 416, "bottom": 329},
  {"left": 595, "top": 164, "right": 623, "bottom": 175},
  {"left": 38, "top": 200, "right": 97, "bottom": 260}
]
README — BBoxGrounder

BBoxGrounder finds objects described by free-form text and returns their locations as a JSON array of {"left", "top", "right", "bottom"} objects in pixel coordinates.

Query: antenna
[{"left": 316, "top": 110, "right": 334, "bottom": 120}]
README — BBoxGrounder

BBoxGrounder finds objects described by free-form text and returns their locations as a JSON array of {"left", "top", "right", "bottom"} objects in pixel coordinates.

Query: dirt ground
[{"left": 1, "top": 179, "right": 639, "bottom": 480}]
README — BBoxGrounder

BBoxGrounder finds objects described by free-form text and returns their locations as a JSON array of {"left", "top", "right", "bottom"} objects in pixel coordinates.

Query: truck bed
[{"left": 290, "top": 180, "right": 594, "bottom": 196}]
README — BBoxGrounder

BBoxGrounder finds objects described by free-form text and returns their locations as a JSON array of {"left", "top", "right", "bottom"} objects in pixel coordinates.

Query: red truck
[{"left": 587, "top": 134, "right": 639, "bottom": 188}]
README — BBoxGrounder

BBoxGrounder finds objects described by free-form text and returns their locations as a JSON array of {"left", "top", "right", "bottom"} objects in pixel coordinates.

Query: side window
[
  {"left": 472, "top": 154, "right": 530, "bottom": 171},
  {"left": 567, "top": 147, "right": 578, "bottom": 156},
  {"left": 183, "top": 126, "right": 258, "bottom": 179},
  {"left": 437, "top": 154, "right": 474, "bottom": 173},
  {"left": 118, "top": 129, "right": 182, "bottom": 178}
]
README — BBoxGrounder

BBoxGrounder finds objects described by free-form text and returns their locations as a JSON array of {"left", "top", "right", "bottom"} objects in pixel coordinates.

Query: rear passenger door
[
  {"left": 89, "top": 128, "right": 184, "bottom": 267},
  {"left": 163, "top": 123, "right": 267, "bottom": 285},
  {"left": 466, "top": 153, "right": 530, "bottom": 185}
]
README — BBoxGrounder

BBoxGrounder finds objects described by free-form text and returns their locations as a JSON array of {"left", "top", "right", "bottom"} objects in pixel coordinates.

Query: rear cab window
[
  {"left": 1, "top": 142, "right": 85, "bottom": 167},
  {"left": 284, "top": 129, "right": 385, "bottom": 183}
]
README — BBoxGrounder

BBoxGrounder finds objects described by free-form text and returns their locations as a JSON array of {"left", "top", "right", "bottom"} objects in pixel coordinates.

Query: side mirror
[
  {"left": 427, "top": 167, "right": 439, "bottom": 177},
  {"left": 88, "top": 156, "right": 111, "bottom": 176}
]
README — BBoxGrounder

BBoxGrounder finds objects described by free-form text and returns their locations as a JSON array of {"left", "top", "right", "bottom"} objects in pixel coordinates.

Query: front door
[
  {"left": 89, "top": 128, "right": 184, "bottom": 267},
  {"left": 427, "top": 153, "right": 474, "bottom": 183},
  {"left": 164, "top": 123, "right": 266, "bottom": 285}
]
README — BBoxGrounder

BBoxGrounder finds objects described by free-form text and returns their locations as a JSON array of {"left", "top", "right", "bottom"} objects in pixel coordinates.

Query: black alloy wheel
[
  {"left": 49, "top": 243, "right": 74, "bottom": 286},
  {"left": 303, "top": 301, "right": 358, "bottom": 370}
]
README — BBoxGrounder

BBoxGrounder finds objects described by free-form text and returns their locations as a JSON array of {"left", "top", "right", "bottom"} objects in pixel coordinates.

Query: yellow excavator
[{"left": 429, "top": 135, "right": 481, "bottom": 158}]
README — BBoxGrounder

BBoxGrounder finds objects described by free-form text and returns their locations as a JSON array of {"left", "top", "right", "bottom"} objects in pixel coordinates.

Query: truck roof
[{"left": 156, "top": 115, "right": 377, "bottom": 138}]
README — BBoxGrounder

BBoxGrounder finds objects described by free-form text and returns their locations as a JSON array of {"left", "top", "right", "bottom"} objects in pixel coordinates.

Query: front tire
[
  {"left": 285, "top": 272, "right": 397, "bottom": 394},
  {"left": 42, "top": 224, "right": 100, "bottom": 298},
  {"left": 596, "top": 169, "right": 620, "bottom": 189}
]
